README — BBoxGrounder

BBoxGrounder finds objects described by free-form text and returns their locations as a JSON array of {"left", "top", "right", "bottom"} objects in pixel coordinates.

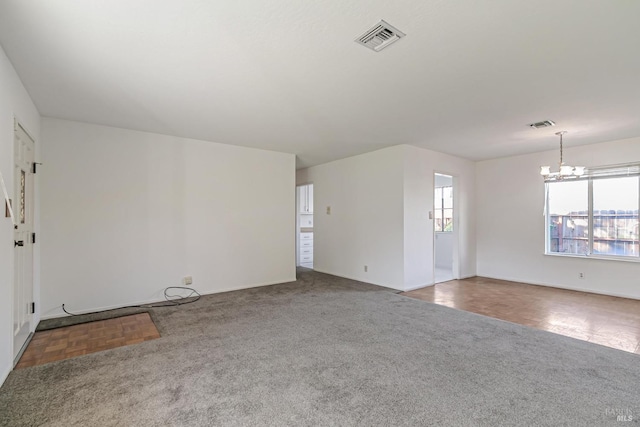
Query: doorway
[
  {"left": 434, "top": 173, "right": 454, "bottom": 283},
  {"left": 13, "top": 121, "right": 35, "bottom": 363},
  {"left": 296, "top": 184, "right": 313, "bottom": 269}
]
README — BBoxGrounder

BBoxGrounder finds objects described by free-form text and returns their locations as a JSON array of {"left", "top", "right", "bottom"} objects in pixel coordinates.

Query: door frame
[
  {"left": 432, "top": 171, "right": 459, "bottom": 284},
  {"left": 12, "top": 118, "right": 36, "bottom": 365}
]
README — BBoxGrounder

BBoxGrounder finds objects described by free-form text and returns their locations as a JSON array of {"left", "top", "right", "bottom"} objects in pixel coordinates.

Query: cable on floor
[{"left": 61, "top": 286, "right": 202, "bottom": 316}]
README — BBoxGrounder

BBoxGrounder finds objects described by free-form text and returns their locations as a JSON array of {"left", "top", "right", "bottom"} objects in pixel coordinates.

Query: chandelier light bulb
[
  {"left": 560, "top": 165, "right": 574, "bottom": 175},
  {"left": 539, "top": 131, "right": 585, "bottom": 181}
]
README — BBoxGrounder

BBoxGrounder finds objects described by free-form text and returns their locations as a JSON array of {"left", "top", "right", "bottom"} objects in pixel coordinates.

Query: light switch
[{"left": 428, "top": 211, "right": 433, "bottom": 219}]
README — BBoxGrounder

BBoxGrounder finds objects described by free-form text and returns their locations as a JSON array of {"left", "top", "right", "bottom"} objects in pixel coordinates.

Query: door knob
[{"left": 14, "top": 240, "right": 24, "bottom": 247}]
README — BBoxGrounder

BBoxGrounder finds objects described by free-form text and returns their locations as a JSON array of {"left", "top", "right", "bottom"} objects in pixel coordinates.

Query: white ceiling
[{"left": 0, "top": 1, "right": 639, "bottom": 168}]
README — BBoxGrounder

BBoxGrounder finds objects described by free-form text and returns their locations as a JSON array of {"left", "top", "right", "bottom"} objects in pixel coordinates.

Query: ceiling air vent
[
  {"left": 355, "top": 20, "right": 406, "bottom": 52},
  {"left": 528, "top": 120, "right": 556, "bottom": 129}
]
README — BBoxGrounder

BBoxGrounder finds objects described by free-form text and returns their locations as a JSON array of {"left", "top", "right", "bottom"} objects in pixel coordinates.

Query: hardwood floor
[
  {"left": 402, "top": 277, "right": 640, "bottom": 355},
  {"left": 16, "top": 313, "right": 160, "bottom": 369}
]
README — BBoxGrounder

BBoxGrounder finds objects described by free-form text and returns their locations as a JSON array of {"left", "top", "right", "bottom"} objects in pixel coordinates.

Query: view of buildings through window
[
  {"left": 547, "top": 176, "right": 639, "bottom": 257},
  {"left": 434, "top": 186, "right": 453, "bottom": 232}
]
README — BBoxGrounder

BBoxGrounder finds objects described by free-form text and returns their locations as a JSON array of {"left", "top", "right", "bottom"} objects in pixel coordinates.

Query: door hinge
[
  {"left": 31, "top": 302, "right": 35, "bottom": 314},
  {"left": 32, "top": 162, "right": 42, "bottom": 174},
  {"left": 32, "top": 233, "right": 36, "bottom": 244}
]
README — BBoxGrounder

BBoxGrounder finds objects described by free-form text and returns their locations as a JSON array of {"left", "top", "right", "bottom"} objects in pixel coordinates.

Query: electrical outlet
[
  {"left": 364, "top": 265, "right": 368, "bottom": 272},
  {"left": 326, "top": 206, "right": 331, "bottom": 215},
  {"left": 183, "top": 276, "right": 193, "bottom": 286},
  {"left": 578, "top": 272, "right": 585, "bottom": 279}
]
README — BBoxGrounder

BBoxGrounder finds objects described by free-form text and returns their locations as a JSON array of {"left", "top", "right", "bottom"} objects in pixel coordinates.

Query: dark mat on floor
[{"left": 36, "top": 306, "right": 153, "bottom": 331}]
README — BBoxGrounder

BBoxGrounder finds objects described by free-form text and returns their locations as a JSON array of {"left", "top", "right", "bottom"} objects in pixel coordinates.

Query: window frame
[
  {"left": 434, "top": 185, "right": 453, "bottom": 233},
  {"left": 544, "top": 163, "right": 640, "bottom": 262}
]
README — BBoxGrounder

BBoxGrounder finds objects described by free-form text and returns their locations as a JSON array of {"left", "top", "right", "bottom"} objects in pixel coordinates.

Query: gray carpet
[{"left": 1, "top": 269, "right": 638, "bottom": 426}]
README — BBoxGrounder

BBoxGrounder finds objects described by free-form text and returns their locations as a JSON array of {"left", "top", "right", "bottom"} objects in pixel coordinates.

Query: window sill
[{"left": 544, "top": 252, "right": 640, "bottom": 263}]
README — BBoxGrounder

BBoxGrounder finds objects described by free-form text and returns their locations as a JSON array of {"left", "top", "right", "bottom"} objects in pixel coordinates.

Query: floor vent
[{"left": 355, "top": 20, "right": 406, "bottom": 52}]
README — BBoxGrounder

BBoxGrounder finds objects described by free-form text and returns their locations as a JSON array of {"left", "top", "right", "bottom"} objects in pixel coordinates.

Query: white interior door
[{"left": 13, "top": 121, "right": 35, "bottom": 361}]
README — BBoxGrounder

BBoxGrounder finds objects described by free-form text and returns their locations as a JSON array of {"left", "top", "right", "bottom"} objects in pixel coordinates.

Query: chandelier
[{"left": 540, "top": 131, "right": 585, "bottom": 180}]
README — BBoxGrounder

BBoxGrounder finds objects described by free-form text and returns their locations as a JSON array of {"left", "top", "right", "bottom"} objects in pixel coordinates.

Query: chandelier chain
[
  {"left": 540, "top": 130, "right": 584, "bottom": 180},
  {"left": 559, "top": 132, "right": 563, "bottom": 166}
]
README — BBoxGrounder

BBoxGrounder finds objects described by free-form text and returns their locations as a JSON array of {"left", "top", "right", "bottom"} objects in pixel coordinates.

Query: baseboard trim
[
  {"left": 201, "top": 277, "right": 298, "bottom": 296},
  {"left": 0, "top": 364, "right": 11, "bottom": 388},
  {"left": 310, "top": 269, "right": 480, "bottom": 292},
  {"left": 40, "top": 277, "right": 297, "bottom": 320},
  {"left": 403, "top": 283, "right": 434, "bottom": 292},
  {"left": 13, "top": 332, "right": 34, "bottom": 367},
  {"left": 478, "top": 274, "right": 640, "bottom": 301},
  {"left": 311, "top": 269, "right": 404, "bottom": 291}
]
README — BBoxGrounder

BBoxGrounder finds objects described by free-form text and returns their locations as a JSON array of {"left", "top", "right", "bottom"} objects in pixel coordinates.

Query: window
[
  {"left": 20, "top": 169, "right": 25, "bottom": 224},
  {"left": 545, "top": 164, "right": 640, "bottom": 259},
  {"left": 434, "top": 186, "right": 453, "bottom": 232},
  {"left": 547, "top": 180, "right": 588, "bottom": 255}
]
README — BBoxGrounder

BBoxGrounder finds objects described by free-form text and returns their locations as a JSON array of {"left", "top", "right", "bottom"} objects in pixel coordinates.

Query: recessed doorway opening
[
  {"left": 434, "top": 173, "right": 454, "bottom": 283},
  {"left": 296, "top": 184, "right": 314, "bottom": 269}
]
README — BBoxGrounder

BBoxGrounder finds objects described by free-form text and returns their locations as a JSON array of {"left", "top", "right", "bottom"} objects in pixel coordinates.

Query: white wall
[
  {"left": 40, "top": 118, "right": 295, "bottom": 318},
  {"left": 297, "top": 146, "right": 406, "bottom": 288},
  {"left": 0, "top": 45, "right": 41, "bottom": 385},
  {"left": 297, "top": 145, "right": 476, "bottom": 291},
  {"left": 403, "top": 146, "right": 476, "bottom": 289},
  {"left": 477, "top": 136, "right": 640, "bottom": 299}
]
